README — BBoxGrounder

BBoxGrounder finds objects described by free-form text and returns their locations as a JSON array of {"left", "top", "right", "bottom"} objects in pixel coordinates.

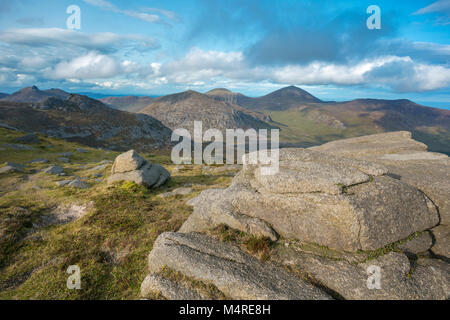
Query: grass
[
  {"left": 0, "top": 128, "right": 235, "bottom": 299},
  {"left": 154, "top": 266, "right": 228, "bottom": 300},
  {"left": 207, "top": 224, "right": 273, "bottom": 261}
]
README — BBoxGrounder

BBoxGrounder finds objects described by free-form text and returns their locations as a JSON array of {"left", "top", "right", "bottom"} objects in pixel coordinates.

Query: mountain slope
[
  {"left": 139, "top": 90, "right": 274, "bottom": 136},
  {"left": 265, "top": 98, "right": 450, "bottom": 154},
  {"left": 0, "top": 93, "right": 172, "bottom": 151},
  {"left": 100, "top": 96, "right": 155, "bottom": 113},
  {"left": 231, "top": 86, "right": 322, "bottom": 111},
  {"left": 0, "top": 93, "right": 8, "bottom": 99},
  {"left": 0, "top": 86, "right": 71, "bottom": 103}
]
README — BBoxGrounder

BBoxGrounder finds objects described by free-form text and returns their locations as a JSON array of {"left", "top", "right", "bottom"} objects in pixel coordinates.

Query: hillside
[
  {"left": 139, "top": 90, "right": 274, "bottom": 137},
  {"left": 0, "top": 86, "right": 70, "bottom": 103},
  {"left": 0, "top": 93, "right": 172, "bottom": 152},
  {"left": 207, "top": 86, "right": 450, "bottom": 154},
  {"left": 0, "top": 126, "right": 235, "bottom": 299},
  {"left": 100, "top": 96, "right": 155, "bottom": 113},
  {"left": 0, "top": 93, "right": 8, "bottom": 99}
]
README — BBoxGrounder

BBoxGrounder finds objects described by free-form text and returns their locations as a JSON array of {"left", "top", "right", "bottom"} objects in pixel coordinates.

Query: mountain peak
[{"left": 206, "top": 88, "right": 233, "bottom": 95}]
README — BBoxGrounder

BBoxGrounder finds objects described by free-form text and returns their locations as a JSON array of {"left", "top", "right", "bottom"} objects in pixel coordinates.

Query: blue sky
[{"left": 0, "top": 0, "right": 449, "bottom": 109}]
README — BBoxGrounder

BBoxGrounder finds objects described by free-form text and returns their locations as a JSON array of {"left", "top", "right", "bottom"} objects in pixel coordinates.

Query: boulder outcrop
[
  {"left": 181, "top": 148, "right": 439, "bottom": 251},
  {"left": 142, "top": 131, "right": 449, "bottom": 300},
  {"left": 107, "top": 150, "right": 170, "bottom": 188},
  {"left": 142, "top": 232, "right": 331, "bottom": 300}
]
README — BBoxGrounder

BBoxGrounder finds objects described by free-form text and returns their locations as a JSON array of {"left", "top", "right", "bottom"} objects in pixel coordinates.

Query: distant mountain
[
  {"left": 0, "top": 86, "right": 71, "bottom": 103},
  {"left": 100, "top": 96, "right": 156, "bottom": 113},
  {"left": 0, "top": 93, "right": 8, "bottom": 99},
  {"left": 0, "top": 92, "right": 172, "bottom": 151},
  {"left": 139, "top": 90, "right": 274, "bottom": 137},
  {"left": 219, "top": 86, "right": 322, "bottom": 111}
]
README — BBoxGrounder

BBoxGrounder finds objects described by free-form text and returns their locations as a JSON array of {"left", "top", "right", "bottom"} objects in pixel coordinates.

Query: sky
[{"left": 0, "top": 0, "right": 449, "bottom": 109}]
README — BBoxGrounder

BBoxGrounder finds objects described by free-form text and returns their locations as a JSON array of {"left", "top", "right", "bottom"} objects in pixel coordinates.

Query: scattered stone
[
  {"left": 40, "top": 202, "right": 94, "bottom": 226},
  {"left": 89, "top": 164, "right": 109, "bottom": 171},
  {"left": 0, "top": 123, "right": 19, "bottom": 131},
  {"left": 0, "top": 162, "right": 25, "bottom": 174},
  {"left": 57, "top": 157, "right": 70, "bottom": 163},
  {"left": 159, "top": 187, "right": 193, "bottom": 198},
  {"left": 42, "top": 166, "right": 64, "bottom": 175},
  {"left": 144, "top": 232, "right": 331, "bottom": 300},
  {"left": 29, "top": 159, "right": 49, "bottom": 164},
  {"left": 2, "top": 143, "right": 34, "bottom": 151},
  {"left": 67, "top": 178, "right": 89, "bottom": 189},
  {"left": 108, "top": 150, "right": 170, "bottom": 188},
  {"left": 14, "top": 133, "right": 40, "bottom": 144},
  {"left": 55, "top": 179, "right": 73, "bottom": 187},
  {"left": 76, "top": 148, "right": 88, "bottom": 153},
  {"left": 57, "top": 152, "right": 74, "bottom": 157}
]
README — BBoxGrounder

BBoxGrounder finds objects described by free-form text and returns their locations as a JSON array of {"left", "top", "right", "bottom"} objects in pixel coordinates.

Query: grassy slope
[
  {"left": 266, "top": 106, "right": 450, "bottom": 154},
  {"left": 267, "top": 109, "right": 379, "bottom": 147},
  {"left": 0, "top": 128, "right": 233, "bottom": 299}
]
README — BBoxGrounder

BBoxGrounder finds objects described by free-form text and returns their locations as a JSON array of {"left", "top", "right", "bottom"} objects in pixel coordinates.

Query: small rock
[
  {"left": 14, "top": 133, "right": 40, "bottom": 144},
  {"left": 42, "top": 166, "right": 64, "bottom": 175},
  {"left": 108, "top": 150, "right": 170, "bottom": 189},
  {"left": 29, "top": 159, "right": 49, "bottom": 164},
  {"left": 2, "top": 143, "right": 34, "bottom": 151},
  {"left": 111, "top": 150, "right": 145, "bottom": 173},
  {"left": 0, "top": 162, "right": 25, "bottom": 174},
  {"left": 57, "top": 157, "right": 70, "bottom": 163},
  {"left": 89, "top": 164, "right": 109, "bottom": 171},
  {"left": 76, "top": 148, "right": 88, "bottom": 153},
  {"left": 57, "top": 152, "right": 74, "bottom": 157},
  {"left": 159, "top": 187, "right": 193, "bottom": 198},
  {"left": 56, "top": 179, "right": 73, "bottom": 187},
  {"left": 67, "top": 178, "right": 89, "bottom": 189}
]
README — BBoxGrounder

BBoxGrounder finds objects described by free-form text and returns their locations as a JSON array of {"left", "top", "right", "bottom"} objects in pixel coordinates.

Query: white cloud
[
  {"left": 46, "top": 52, "right": 127, "bottom": 80},
  {"left": 83, "top": 0, "right": 175, "bottom": 24},
  {"left": 0, "top": 28, "right": 158, "bottom": 51},
  {"left": 414, "top": 0, "right": 450, "bottom": 15}
]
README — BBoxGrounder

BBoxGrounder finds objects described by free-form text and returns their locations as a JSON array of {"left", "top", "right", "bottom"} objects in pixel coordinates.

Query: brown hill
[
  {"left": 0, "top": 93, "right": 172, "bottom": 151},
  {"left": 226, "top": 86, "right": 322, "bottom": 111},
  {"left": 139, "top": 90, "right": 274, "bottom": 137},
  {"left": 0, "top": 86, "right": 70, "bottom": 103},
  {"left": 100, "top": 96, "right": 155, "bottom": 113}
]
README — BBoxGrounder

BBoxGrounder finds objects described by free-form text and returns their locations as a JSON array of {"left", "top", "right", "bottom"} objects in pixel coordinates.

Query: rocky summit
[{"left": 141, "top": 131, "right": 449, "bottom": 300}]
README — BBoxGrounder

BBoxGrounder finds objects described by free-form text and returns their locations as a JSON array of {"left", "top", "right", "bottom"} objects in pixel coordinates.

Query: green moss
[{"left": 156, "top": 266, "right": 228, "bottom": 300}]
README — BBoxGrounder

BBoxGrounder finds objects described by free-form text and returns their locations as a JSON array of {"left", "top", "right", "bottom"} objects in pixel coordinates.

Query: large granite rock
[
  {"left": 310, "top": 131, "right": 450, "bottom": 258},
  {"left": 273, "top": 246, "right": 449, "bottom": 300},
  {"left": 309, "top": 131, "right": 428, "bottom": 159},
  {"left": 143, "top": 232, "right": 331, "bottom": 300},
  {"left": 182, "top": 148, "right": 439, "bottom": 251},
  {"left": 107, "top": 150, "right": 170, "bottom": 188}
]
